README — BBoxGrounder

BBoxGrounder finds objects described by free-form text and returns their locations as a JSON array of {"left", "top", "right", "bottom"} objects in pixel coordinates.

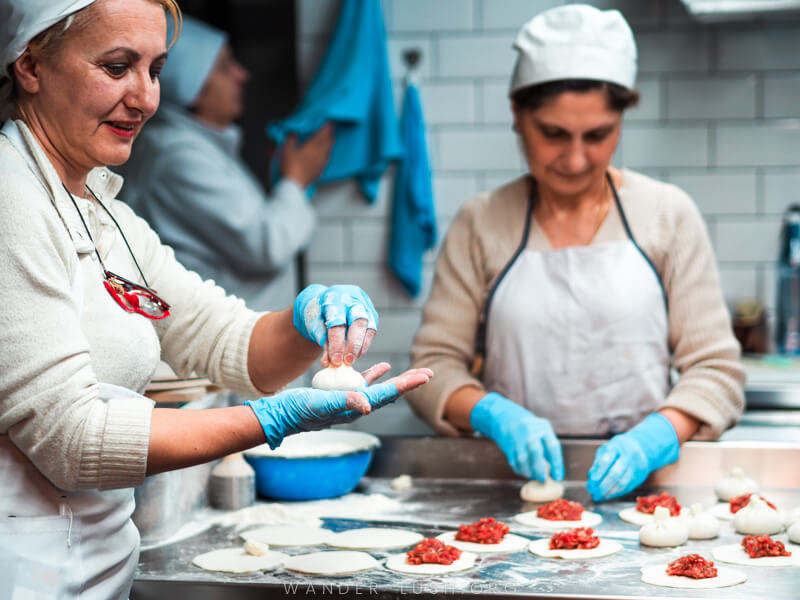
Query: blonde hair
[
  {"left": 29, "top": 0, "right": 182, "bottom": 59},
  {"left": 2, "top": 0, "right": 182, "bottom": 121}
]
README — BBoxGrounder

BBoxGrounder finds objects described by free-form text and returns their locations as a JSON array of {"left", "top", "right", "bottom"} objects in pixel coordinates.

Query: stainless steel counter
[{"left": 132, "top": 437, "right": 800, "bottom": 600}]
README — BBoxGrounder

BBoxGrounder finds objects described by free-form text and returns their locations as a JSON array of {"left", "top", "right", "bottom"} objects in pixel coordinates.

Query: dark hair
[{"left": 511, "top": 79, "right": 640, "bottom": 112}]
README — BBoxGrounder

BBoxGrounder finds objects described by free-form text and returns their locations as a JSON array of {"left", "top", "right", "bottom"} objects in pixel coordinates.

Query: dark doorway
[{"left": 176, "top": 0, "right": 298, "bottom": 190}]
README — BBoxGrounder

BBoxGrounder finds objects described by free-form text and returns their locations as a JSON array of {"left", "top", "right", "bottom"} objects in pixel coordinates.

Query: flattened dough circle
[
  {"left": 284, "top": 550, "right": 378, "bottom": 576},
  {"left": 241, "top": 524, "right": 333, "bottom": 547},
  {"left": 192, "top": 547, "right": 288, "bottom": 573},
  {"left": 325, "top": 527, "right": 423, "bottom": 550},
  {"left": 384, "top": 551, "right": 477, "bottom": 575},
  {"left": 712, "top": 543, "right": 800, "bottom": 567},
  {"left": 641, "top": 564, "right": 746, "bottom": 589},
  {"left": 528, "top": 538, "right": 622, "bottom": 560},
  {"left": 513, "top": 510, "right": 602, "bottom": 530}
]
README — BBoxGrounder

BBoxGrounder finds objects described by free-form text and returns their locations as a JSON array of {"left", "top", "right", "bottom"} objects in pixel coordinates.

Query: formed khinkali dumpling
[
  {"left": 639, "top": 506, "right": 688, "bottom": 547},
  {"left": 733, "top": 495, "right": 783, "bottom": 535},
  {"left": 311, "top": 366, "right": 366, "bottom": 391},
  {"left": 714, "top": 467, "right": 759, "bottom": 501},
  {"left": 788, "top": 519, "right": 800, "bottom": 544},
  {"left": 781, "top": 506, "right": 800, "bottom": 529},
  {"left": 686, "top": 503, "right": 720, "bottom": 540}
]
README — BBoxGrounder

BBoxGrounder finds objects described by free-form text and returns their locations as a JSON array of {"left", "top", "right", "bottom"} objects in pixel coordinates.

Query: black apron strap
[{"left": 471, "top": 178, "right": 536, "bottom": 377}]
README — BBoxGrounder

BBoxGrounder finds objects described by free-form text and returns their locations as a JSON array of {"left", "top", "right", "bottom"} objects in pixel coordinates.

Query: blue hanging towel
[
  {"left": 267, "top": 0, "right": 402, "bottom": 202},
  {"left": 389, "top": 82, "right": 436, "bottom": 297}
]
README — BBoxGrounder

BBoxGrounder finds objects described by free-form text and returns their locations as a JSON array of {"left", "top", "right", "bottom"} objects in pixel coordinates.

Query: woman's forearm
[
  {"left": 147, "top": 405, "right": 265, "bottom": 475},
  {"left": 659, "top": 406, "right": 701, "bottom": 444},
  {"left": 443, "top": 385, "right": 486, "bottom": 431},
  {"left": 247, "top": 309, "right": 321, "bottom": 394}
]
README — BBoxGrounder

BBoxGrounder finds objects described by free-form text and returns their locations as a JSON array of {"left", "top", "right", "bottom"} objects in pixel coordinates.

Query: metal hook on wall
[{"left": 402, "top": 48, "right": 422, "bottom": 85}]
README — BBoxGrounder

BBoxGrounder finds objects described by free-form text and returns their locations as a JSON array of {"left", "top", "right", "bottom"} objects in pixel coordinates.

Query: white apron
[
  {"left": 0, "top": 120, "right": 158, "bottom": 599},
  {"left": 482, "top": 179, "right": 670, "bottom": 436}
]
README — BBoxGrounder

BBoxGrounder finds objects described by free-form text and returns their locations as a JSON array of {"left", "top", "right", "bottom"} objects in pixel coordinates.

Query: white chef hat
[
  {"left": 159, "top": 15, "right": 227, "bottom": 108},
  {"left": 509, "top": 4, "right": 637, "bottom": 96},
  {"left": 0, "top": 0, "right": 96, "bottom": 79}
]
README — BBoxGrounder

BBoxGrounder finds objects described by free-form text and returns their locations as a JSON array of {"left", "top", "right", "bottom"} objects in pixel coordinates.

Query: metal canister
[{"left": 208, "top": 453, "right": 256, "bottom": 510}]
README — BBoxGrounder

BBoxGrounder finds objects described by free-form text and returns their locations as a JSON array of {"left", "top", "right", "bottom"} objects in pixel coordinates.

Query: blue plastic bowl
[{"left": 243, "top": 430, "right": 380, "bottom": 500}]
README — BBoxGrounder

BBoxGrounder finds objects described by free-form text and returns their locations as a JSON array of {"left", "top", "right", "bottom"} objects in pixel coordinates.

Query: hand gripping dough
[
  {"left": 733, "top": 495, "right": 783, "bottom": 535},
  {"left": 714, "top": 467, "right": 758, "bottom": 501},
  {"left": 639, "top": 506, "right": 688, "bottom": 547},
  {"left": 520, "top": 477, "right": 564, "bottom": 503},
  {"left": 687, "top": 503, "right": 720, "bottom": 540},
  {"left": 788, "top": 519, "right": 800, "bottom": 544},
  {"left": 311, "top": 366, "right": 366, "bottom": 391}
]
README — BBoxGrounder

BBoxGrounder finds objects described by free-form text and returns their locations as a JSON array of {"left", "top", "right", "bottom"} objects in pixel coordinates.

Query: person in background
[
  {"left": 0, "top": 1, "right": 431, "bottom": 597},
  {"left": 118, "top": 15, "right": 333, "bottom": 311},
  {"left": 405, "top": 4, "right": 743, "bottom": 501}
]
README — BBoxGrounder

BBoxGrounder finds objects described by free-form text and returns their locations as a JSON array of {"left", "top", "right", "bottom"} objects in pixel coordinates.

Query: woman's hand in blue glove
[
  {"left": 293, "top": 284, "right": 379, "bottom": 368},
  {"left": 246, "top": 363, "right": 432, "bottom": 448},
  {"left": 586, "top": 413, "right": 680, "bottom": 502},
  {"left": 470, "top": 392, "right": 564, "bottom": 483}
]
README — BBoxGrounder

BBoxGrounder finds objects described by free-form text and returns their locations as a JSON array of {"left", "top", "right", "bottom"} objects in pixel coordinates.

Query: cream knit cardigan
[
  {"left": 406, "top": 171, "right": 745, "bottom": 439},
  {"left": 0, "top": 120, "right": 263, "bottom": 492}
]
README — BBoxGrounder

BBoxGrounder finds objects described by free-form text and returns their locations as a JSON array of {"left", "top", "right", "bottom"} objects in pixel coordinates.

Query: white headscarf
[
  {"left": 0, "top": 0, "right": 96, "bottom": 119},
  {"left": 509, "top": 4, "right": 637, "bottom": 96},
  {"left": 159, "top": 15, "right": 226, "bottom": 108}
]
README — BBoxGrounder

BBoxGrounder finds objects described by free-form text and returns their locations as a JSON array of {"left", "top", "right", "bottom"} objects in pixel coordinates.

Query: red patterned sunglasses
[{"left": 63, "top": 183, "right": 171, "bottom": 320}]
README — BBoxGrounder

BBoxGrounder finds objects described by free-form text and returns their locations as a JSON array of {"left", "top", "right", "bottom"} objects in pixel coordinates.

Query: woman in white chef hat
[
  {"left": 406, "top": 4, "right": 743, "bottom": 501},
  {"left": 0, "top": 1, "right": 430, "bottom": 597}
]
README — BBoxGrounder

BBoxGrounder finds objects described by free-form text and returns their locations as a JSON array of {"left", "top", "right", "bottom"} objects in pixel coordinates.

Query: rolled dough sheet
[
  {"left": 436, "top": 531, "right": 529, "bottom": 554},
  {"left": 284, "top": 551, "right": 379, "bottom": 576},
  {"left": 641, "top": 564, "right": 746, "bottom": 589},
  {"left": 528, "top": 538, "right": 622, "bottom": 560},
  {"left": 326, "top": 527, "right": 423, "bottom": 550},
  {"left": 241, "top": 524, "right": 333, "bottom": 547},
  {"left": 618, "top": 506, "right": 684, "bottom": 526},
  {"left": 192, "top": 547, "right": 288, "bottom": 573},
  {"left": 385, "top": 551, "right": 477, "bottom": 575},
  {"left": 513, "top": 510, "right": 602, "bottom": 530},
  {"left": 712, "top": 543, "right": 800, "bottom": 567}
]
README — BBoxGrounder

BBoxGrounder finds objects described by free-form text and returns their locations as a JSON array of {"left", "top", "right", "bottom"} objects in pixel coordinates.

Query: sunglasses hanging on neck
[{"left": 61, "top": 182, "right": 170, "bottom": 320}]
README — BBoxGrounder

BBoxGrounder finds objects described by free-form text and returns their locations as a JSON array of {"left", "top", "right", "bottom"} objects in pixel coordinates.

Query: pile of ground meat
[
  {"left": 406, "top": 538, "right": 462, "bottom": 565},
  {"left": 729, "top": 494, "right": 777, "bottom": 514},
  {"left": 741, "top": 535, "right": 792, "bottom": 558},
  {"left": 636, "top": 492, "right": 681, "bottom": 516},
  {"left": 537, "top": 498, "right": 584, "bottom": 521},
  {"left": 666, "top": 554, "right": 718, "bottom": 579},
  {"left": 549, "top": 527, "right": 600, "bottom": 550},
  {"left": 455, "top": 517, "right": 509, "bottom": 544}
]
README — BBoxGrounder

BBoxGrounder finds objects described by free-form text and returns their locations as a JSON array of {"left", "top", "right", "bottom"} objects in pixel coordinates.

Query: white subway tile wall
[{"left": 296, "top": 0, "right": 800, "bottom": 434}]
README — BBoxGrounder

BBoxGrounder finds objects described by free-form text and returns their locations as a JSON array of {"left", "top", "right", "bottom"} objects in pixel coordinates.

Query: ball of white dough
[
  {"left": 639, "top": 506, "right": 688, "bottom": 547},
  {"left": 687, "top": 503, "right": 720, "bottom": 540},
  {"left": 520, "top": 477, "right": 564, "bottom": 502},
  {"left": 789, "top": 520, "right": 800, "bottom": 544},
  {"left": 311, "top": 366, "right": 366, "bottom": 391},
  {"left": 733, "top": 495, "right": 783, "bottom": 535},
  {"left": 714, "top": 467, "right": 758, "bottom": 501}
]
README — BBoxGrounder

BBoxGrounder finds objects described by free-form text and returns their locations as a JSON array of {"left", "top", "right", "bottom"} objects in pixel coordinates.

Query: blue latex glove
[
  {"left": 293, "top": 284, "right": 378, "bottom": 348},
  {"left": 586, "top": 413, "right": 680, "bottom": 502},
  {"left": 470, "top": 392, "right": 564, "bottom": 482},
  {"left": 246, "top": 381, "right": 398, "bottom": 449}
]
